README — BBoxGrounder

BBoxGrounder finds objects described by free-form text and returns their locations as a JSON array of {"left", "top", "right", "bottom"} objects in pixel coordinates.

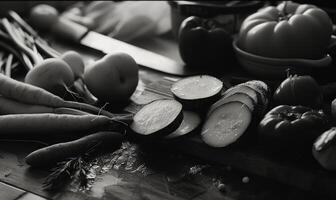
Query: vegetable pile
[
  {"left": 1, "top": 1, "right": 336, "bottom": 193},
  {"left": 0, "top": 10, "right": 140, "bottom": 190}
]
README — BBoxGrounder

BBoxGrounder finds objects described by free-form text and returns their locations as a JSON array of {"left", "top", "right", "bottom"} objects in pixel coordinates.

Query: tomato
[
  {"left": 273, "top": 75, "right": 323, "bottom": 108},
  {"left": 178, "top": 16, "right": 234, "bottom": 70},
  {"left": 258, "top": 105, "right": 329, "bottom": 153},
  {"left": 238, "top": 1, "right": 332, "bottom": 59}
]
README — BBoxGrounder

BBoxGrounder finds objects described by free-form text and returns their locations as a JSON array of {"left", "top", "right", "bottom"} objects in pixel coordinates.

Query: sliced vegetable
[
  {"left": 243, "top": 80, "right": 269, "bottom": 107},
  {"left": 171, "top": 75, "right": 223, "bottom": 110},
  {"left": 312, "top": 127, "right": 336, "bottom": 171},
  {"left": 25, "top": 131, "right": 123, "bottom": 167},
  {"left": 208, "top": 92, "right": 256, "bottom": 116},
  {"left": 131, "top": 99, "right": 183, "bottom": 137},
  {"left": 165, "top": 111, "right": 201, "bottom": 139},
  {"left": 201, "top": 102, "right": 252, "bottom": 148},
  {"left": 223, "top": 84, "right": 259, "bottom": 104}
]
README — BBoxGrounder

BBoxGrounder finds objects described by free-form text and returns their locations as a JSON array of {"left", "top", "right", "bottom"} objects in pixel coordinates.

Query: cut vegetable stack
[
  {"left": 130, "top": 99, "right": 201, "bottom": 139},
  {"left": 202, "top": 80, "right": 269, "bottom": 148}
]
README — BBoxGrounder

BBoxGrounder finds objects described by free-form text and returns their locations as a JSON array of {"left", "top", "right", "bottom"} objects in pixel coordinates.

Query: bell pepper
[
  {"left": 258, "top": 105, "right": 329, "bottom": 152},
  {"left": 178, "top": 16, "right": 234, "bottom": 71}
]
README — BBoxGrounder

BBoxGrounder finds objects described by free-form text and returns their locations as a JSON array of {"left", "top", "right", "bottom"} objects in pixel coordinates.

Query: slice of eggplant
[
  {"left": 165, "top": 111, "right": 201, "bottom": 139},
  {"left": 208, "top": 92, "right": 256, "bottom": 116},
  {"left": 242, "top": 80, "right": 269, "bottom": 107},
  {"left": 201, "top": 101, "right": 252, "bottom": 148},
  {"left": 223, "top": 85, "right": 260, "bottom": 105},
  {"left": 131, "top": 99, "right": 183, "bottom": 137},
  {"left": 171, "top": 75, "right": 223, "bottom": 110}
]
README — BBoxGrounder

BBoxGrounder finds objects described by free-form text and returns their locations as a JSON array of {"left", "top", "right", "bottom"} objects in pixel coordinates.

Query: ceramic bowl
[{"left": 233, "top": 39, "right": 333, "bottom": 78}]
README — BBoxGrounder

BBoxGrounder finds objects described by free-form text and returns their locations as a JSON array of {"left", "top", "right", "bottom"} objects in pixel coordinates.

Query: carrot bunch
[
  {"left": 0, "top": 73, "right": 132, "bottom": 137},
  {"left": 0, "top": 11, "right": 128, "bottom": 172}
]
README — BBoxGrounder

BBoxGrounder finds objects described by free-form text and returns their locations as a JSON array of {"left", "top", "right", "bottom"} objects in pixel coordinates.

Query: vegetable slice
[
  {"left": 208, "top": 92, "right": 255, "bottom": 115},
  {"left": 171, "top": 75, "right": 223, "bottom": 109},
  {"left": 165, "top": 111, "right": 201, "bottom": 139},
  {"left": 131, "top": 99, "right": 183, "bottom": 137},
  {"left": 243, "top": 80, "right": 269, "bottom": 106},
  {"left": 223, "top": 85, "right": 260, "bottom": 105},
  {"left": 201, "top": 102, "right": 252, "bottom": 148}
]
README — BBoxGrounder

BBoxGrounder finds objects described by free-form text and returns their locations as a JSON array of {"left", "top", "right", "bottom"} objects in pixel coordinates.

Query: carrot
[
  {"left": 0, "top": 96, "right": 94, "bottom": 115},
  {"left": 53, "top": 107, "right": 92, "bottom": 115},
  {"left": 0, "top": 73, "right": 115, "bottom": 118},
  {"left": 25, "top": 131, "right": 123, "bottom": 167},
  {"left": 0, "top": 113, "right": 123, "bottom": 138},
  {"left": 0, "top": 95, "right": 53, "bottom": 114}
]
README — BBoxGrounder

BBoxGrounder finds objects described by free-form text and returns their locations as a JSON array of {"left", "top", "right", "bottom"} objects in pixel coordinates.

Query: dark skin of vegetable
[
  {"left": 273, "top": 75, "right": 323, "bottom": 108},
  {"left": 178, "top": 16, "right": 234, "bottom": 71},
  {"left": 258, "top": 105, "right": 329, "bottom": 153}
]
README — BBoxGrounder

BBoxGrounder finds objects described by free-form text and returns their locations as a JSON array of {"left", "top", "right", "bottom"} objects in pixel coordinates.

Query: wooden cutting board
[{"left": 129, "top": 69, "right": 336, "bottom": 199}]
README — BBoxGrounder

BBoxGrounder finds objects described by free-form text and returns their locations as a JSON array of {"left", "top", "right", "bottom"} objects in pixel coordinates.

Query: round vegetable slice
[
  {"left": 131, "top": 99, "right": 183, "bottom": 137},
  {"left": 201, "top": 101, "right": 252, "bottom": 148},
  {"left": 165, "top": 111, "right": 201, "bottom": 139},
  {"left": 223, "top": 85, "right": 260, "bottom": 105},
  {"left": 171, "top": 75, "right": 223, "bottom": 109},
  {"left": 208, "top": 92, "right": 255, "bottom": 115},
  {"left": 243, "top": 80, "right": 269, "bottom": 106}
]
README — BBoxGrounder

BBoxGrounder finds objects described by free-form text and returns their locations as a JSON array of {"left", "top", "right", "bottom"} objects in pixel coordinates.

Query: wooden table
[{"left": 0, "top": 34, "right": 331, "bottom": 200}]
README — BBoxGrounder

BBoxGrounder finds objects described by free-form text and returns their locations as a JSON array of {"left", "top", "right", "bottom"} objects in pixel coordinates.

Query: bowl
[{"left": 233, "top": 39, "right": 333, "bottom": 78}]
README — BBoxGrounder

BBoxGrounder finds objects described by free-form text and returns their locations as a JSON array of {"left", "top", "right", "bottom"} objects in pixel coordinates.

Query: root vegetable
[
  {"left": 61, "top": 51, "right": 97, "bottom": 105},
  {"left": 83, "top": 53, "right": 139, "bottom": 103},
  {"left": 25, "top": 131, "right": 123, "bottom": 167},
  {"left": 24, "top": 58, "right": 75, "bottom": 98},
  {"left": 131, "top": 99, "right": 183, "bottom": 137},
  {"left": 0, "top": 73, "right": 115, "bottom": 117},
  {"left": 0, "top": 96, "right": 53, "bottom": 114},
  {"left": 0, "top": 113, "right": 122, "bottom": 139},
  {"left": 0, "top": 95, "right": 93, "bottom": 115},
  {"left": 61, "top": 51, "right": 85, "bottom": 79},
  {"left": 201, "top": 102, "right": 252, "bottom": 148}
]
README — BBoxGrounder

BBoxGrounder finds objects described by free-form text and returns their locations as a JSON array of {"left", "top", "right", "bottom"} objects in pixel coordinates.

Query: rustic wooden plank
[
  {"left": 0, "top": 141, "right": 51, "bottom": 199},
  {"left": 0, "top": 181, "right": 26, "bottom": 200},
  {"left": 168, "top": 137, "right": 336, "bottom": 199}
]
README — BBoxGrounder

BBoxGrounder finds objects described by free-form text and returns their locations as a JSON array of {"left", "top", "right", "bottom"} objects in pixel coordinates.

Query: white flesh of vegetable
[
  {"left": 171, "top": 75, "right": 223, "bottom": 100},
  {"left": 210, "top": 93, "right": 255, "bottom": 113},
  {"left": 165, "top": 111, "right": 201, "bottom": 139},
  {"left": 131, "top": 99, "right": 182, "bottom": 135},
  {"left": 202, "top": 102, "right": 252, "bottom": 148},
  {"left": 223, "top": 85, "right": 259, "bottom": 104}
]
